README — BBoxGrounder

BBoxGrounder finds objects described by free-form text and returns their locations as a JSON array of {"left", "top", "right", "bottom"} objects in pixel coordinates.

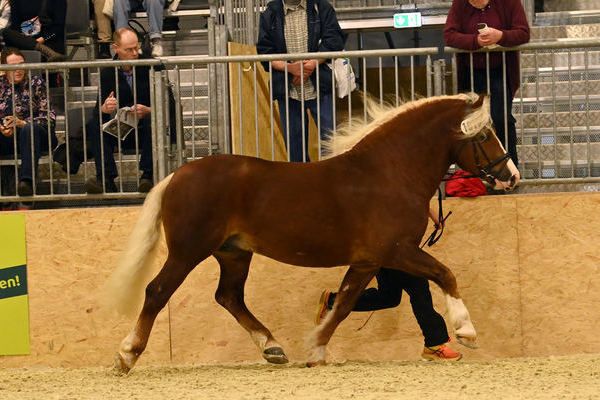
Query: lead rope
[{"left": 421, "top": 188, "right": 452, "bottom": 249}]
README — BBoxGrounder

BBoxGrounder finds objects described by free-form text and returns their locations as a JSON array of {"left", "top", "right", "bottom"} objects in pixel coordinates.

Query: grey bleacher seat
[
  {"left": 21, "top": 50, "right": 42, "bottom": 63},
  {"left": 177, "top": 0, "right": 209, "bottom": 10},
  {"left": 51, "top": 105, "right": 97, "bottom": 175},
  {"left": 65, "top": 0, "right": 94, "bottom": 60},
  {"left": 20, "top": 50, "right": 42, "bottom": 77},
  {"left": 66, "top": 105, "right": 96, "bottom": 140}
]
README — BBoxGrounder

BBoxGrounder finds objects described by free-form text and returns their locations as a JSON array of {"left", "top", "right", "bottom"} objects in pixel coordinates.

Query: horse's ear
[
  {"left": 470, "top": 94, "right": 486, "bottom": 109},
  {"left": 461, "top": 95, "right": 492, "bottom": 135}
]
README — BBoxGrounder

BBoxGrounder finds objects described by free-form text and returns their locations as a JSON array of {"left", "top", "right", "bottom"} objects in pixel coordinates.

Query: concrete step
[
  {"left": 517, "top": 80, "right": 600, "bottom": 98},
  {"left": 517, "top": 125, "right": 600, "bottom": 142},
  {"left": 513, "top": 94, "right": 600, "bottom": 111},
  {"left": 521, "top": 50, "right": 600, "bottom": 69},
  {"left": 515, "top": 110, "right": 600, "bottom": 129},
  {"left": 518, "top": 142, "right": 600, "bottom": 168},
  {"left": 519, "top": 160, "right": 600, "bottom": 179},
  {"left": 530, "top": 22, "right": 600, "bottom": 39},
  {"left": 167, "top": 68, "right": 208, "bottom": 84},
  {"left": 540, "top": 0, "right": 600, "bottom": 13},
  {"left": 87, "top": 69, "right": 208, "bottom": 91}
]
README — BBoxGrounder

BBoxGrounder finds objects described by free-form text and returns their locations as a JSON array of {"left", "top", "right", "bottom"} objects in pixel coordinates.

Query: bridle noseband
[{"left": 451, "top": 136, "right": 512, "bottom": 185}]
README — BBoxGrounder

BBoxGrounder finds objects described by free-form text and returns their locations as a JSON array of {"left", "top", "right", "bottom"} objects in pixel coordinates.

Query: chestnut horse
[{"left": 104, "top": 93, "right": 519, "bottom": 373}]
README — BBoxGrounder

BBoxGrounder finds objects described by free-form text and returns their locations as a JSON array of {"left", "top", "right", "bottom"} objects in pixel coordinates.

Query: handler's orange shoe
[
  {"left": 315, "top": 290, "right": 332, "bottom": 325},
  {"left": 422, "top": 342, "right": 462, "bottom": 362}
]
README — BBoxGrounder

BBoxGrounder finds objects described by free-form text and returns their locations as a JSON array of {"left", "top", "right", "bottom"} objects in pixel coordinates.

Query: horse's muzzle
[
  {"left": 503, "top": 173, "right": 519, "bottom": 192},
  {"left": 494, "top": 160, "right": 520, "bottom": 192}
]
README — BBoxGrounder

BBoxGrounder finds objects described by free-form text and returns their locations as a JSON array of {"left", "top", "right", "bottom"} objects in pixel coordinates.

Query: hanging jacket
[{"left": 445, "top": 170, "right": 487, "bottom": 197}]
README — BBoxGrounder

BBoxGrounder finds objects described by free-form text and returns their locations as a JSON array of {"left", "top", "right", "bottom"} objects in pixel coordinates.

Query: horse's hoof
[
  {"left": 263, "top": 347, "right": 289, "bottom": 364},
  {"left": 306, "top": 360, "right": 326, "bottom": 368},
  {"left": 113, "top": 352, "right": 131, "bottom": 375},
  {"left": 457, "top": 336, "right": 479, "bottom": 349}
]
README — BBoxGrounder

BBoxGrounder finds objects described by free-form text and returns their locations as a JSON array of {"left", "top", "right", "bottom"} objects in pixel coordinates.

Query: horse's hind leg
[
  {"left": 114, "top": 255, "right": 198, "bottom": 374},
  {"left": 307, "top": 265, "right": 379, "bottom": 367},
  {"left": 392, "top": 248, "right": 478, "bottom": 349},
  {"left": 214, "top": 249, "right": 289, "bottom": 364}
]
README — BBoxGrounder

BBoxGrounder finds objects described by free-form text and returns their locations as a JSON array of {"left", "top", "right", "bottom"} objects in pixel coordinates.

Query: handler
[{"left": 315, "top": 208, "right": 462, "bottom": 361}]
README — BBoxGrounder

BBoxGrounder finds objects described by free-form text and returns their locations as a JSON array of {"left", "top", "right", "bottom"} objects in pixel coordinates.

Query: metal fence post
[
  {"left": 433, "top": 59, "right": 445, "bottom": 96},
  {"left": 153, "top": 70, "right": 168, "bottom": 180},
  {"left": 217, "top": 25, "right": 231, "bottom": 154},
  {"left": 246, "top": 0, "right": 256, "bottom": 45}
]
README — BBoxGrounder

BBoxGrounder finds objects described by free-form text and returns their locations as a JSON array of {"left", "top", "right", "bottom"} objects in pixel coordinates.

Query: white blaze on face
[{"left": 489, "top": 134, "right": 520, "bottom": 190}]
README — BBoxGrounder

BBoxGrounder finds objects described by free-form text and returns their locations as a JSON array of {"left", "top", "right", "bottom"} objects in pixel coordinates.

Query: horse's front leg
[
  {"left": 392, "top": 247, "right": 478, "bottom": 349},
  {"left": 307, "top": 265, "right": 379, "bottom": 367}
]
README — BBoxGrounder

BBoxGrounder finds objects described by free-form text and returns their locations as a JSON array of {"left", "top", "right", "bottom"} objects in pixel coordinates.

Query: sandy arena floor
[{"left": 1, "top": 355, "right": 599, "bottom": 400}]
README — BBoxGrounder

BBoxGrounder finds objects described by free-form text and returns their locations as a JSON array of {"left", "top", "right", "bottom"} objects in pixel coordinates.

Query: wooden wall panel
[
  {"left": 1, "top": 191, "right": 599, "bottom": 366},
  {"left": 516, "top": 193, "right": 600, "bottom": 356},
  {"left": 1, "top": 208, "right": 171, "bottom": 368}
]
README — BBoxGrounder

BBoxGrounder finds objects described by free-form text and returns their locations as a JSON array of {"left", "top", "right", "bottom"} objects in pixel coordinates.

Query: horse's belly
[{"left": 233, "top": 233, "right": 372, "bottom": 268}]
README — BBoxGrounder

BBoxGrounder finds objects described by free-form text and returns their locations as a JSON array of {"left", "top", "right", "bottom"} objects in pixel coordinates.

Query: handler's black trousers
[{"left": 327, "top": 268, "right": 450, "bottom": 348}]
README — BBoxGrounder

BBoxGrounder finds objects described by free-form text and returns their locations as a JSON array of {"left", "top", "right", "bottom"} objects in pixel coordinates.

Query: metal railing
[
  {"left": 1, "top": 39, "right": 600, "bottom": 205},
  {"left": 445, "top": 38, "right": 600, "bottom": 184}
]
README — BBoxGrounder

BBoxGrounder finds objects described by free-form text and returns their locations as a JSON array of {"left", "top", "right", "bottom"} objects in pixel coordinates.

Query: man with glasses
[{"left": 84, "top": 27, "right": 155, "bottom": 193}]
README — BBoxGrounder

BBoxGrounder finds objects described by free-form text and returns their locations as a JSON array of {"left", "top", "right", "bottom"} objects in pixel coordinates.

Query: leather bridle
[{"left": 451, "top": 136, "right": 512, "bottom": 185}]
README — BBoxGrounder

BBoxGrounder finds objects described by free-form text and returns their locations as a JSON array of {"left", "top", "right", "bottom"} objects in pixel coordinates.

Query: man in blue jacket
[{"left": 257, "top": 0, "right": 346, "bottom": 162}]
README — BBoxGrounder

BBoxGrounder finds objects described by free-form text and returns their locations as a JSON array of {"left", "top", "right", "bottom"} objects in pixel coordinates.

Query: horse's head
[{"left": 452, "top": 94, "right": 520, "bottom": 191}]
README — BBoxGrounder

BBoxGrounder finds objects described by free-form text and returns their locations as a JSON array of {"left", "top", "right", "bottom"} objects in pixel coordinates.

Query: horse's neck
[{"left": 348, "top": 107, "right": 459, "bottom": 198}]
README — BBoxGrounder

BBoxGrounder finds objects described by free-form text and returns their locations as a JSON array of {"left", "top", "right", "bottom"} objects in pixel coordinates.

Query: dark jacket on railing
[
  {"left": 443, "top": 0, "right": 530, "bottom": 98},
  {"left": 256, "top": 0, "right": 347, "bottom": 101}
]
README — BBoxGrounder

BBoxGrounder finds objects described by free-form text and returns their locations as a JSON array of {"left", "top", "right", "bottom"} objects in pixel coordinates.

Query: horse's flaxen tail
[{"left": 101, "top": 173, "right": 174, "bottom": 318}]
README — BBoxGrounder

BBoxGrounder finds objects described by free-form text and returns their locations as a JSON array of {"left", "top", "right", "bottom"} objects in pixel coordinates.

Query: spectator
[
  {"left": 256, "top": 0, "right": 346, "bottom": 162},
  {"left": 3, "top": 0, "right": 66, "bottom": 62},
  {"left": 0, "top": 47, "right": 57, "bottom": 196},
  {"left": 92, "top": 0, "right": 113, "bottom": 59},
  {"left": 443, "top": 0, "right": 530, "bottom": 167},
  {"left": 315, "top": 211, "right": 462, "bottom": 362},
  {"left": 84, "top": 27, "right": 154, "bottom": 194},
  {"left": 113, "top": 0, "right": 165, "bottom": 57},
  {"left": 0, "top": 0, "right": 10, "bottom": 46}
]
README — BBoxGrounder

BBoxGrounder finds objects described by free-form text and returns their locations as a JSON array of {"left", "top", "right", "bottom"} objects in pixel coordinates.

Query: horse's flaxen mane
[{"left": 324, "top": 92, "right": 490, "bottom": 158}]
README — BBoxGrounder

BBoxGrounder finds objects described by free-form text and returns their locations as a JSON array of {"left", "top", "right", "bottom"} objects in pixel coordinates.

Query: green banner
[{"left": 0, "top": 214, "right": 30, "bottom": 355}]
